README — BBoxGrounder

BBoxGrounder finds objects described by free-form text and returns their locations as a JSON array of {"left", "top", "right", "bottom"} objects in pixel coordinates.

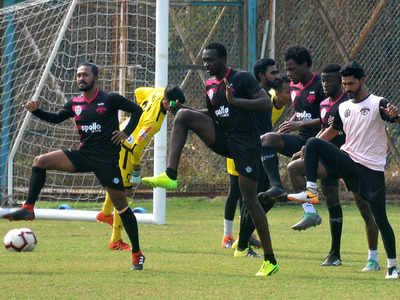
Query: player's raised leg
[{"left": 3, "top": 150, "right": 76, "bottom": 221}]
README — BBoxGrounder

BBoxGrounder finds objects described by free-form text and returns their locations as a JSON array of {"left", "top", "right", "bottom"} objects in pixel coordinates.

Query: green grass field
[{"left": 0, "top": 198, "right": 399, "bottom": 299}]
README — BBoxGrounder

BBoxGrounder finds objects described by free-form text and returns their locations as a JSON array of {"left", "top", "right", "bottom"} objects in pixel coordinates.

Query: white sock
[
  {"left": 306, "top": 181, "right": 318, "bottom": 194},
  {"left": 224, "top": 219, "right": 234, "bottom": 236},
  {"left": 387, "top": 258, "right": 398, "bottom": 268},
  {"left": 368, "top": 249, "right": 378, "bottom": 262},
  {"left": 303, "top": 203, "right": 316, "bottom": 214}
]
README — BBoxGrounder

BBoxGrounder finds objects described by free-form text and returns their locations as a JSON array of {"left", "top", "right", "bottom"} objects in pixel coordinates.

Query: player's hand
[
  {"left": 23, "top": 100, "right": 39, "bottom": 112},
  {"left": 291, "top": 148, "right": 303, "bottom": 160},
  {"left": 380, "top": 103, "right": 399, "bottom": 120},
  {"left": 278, "top": 121, "right": 301, "bottom": 133},
  {"left": 111, "top": 130, "right": 128, "bottom": 144},
  {"left": 223, "top": 78, "right": 236, "bottom": 105}
]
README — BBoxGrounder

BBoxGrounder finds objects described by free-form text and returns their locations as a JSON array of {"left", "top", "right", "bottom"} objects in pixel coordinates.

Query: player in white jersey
[{"left": 288, "top": 61, "right": 400, "bottom": 279}]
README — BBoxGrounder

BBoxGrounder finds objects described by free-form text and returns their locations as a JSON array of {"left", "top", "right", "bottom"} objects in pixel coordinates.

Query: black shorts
[
  {"left": 210, "top": 126, "right": 260, "bottom": 181},
  {"left": 63, "top": 149, "right": 124, "bottom": 190},
  {"left": 280, "top": 134, "right": 308, "bottom": 157},
  {"left": 342, "top": 162, "right": 385, "bottom": 204}
]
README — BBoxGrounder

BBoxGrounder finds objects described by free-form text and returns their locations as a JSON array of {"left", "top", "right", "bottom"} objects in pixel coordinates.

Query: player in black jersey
[
  {"left": 142, "top": 43, "right": 279, "bottom": 277},
  {"left": 3, "top": 62, "right": 146, "bottom": 271},
  {"left": 258, "top": 46, "right": 324, "bottom": 225},
  {"left": 287, "top": 64, "right": 379, "bottom": 269}
]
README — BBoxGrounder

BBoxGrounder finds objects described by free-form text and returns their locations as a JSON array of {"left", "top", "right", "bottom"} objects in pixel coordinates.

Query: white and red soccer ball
[{"left": 3, "top": 228, "right": 37, "bottom": 252}]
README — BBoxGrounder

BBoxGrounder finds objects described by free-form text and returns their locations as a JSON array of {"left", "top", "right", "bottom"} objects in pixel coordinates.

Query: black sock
[
  {"left": 119, "top": 208, "right": 140, "bottom": 253},
  {"left": 264, "top": 254, "right": 277, "bottom": 265},
  {"left": 166, "top": 168, "right": 177, "bottom": 180},
  {"left": 261, "top": 146, "right": 282, "bottom": 188},
  {"left": 26, "top": 167, "right": 46, "bottom": 205},
  {"left": 328, "top": 204, "right": 343, "bottom": 256}
]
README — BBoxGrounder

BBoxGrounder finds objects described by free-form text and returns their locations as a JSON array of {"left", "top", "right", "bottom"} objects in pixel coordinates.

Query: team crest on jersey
[
  {"left": 207, "top": 88, "right": 216, "bottom": 104},
  {"left": 320, "top": 108, "right": 327, "bottom": 119},
  {"left": 307, "top": 91, "right": 316, "bottom": 103},
  {"left": 360, "top": 107, "right": 370, "bottom": 116},
  {"left": 74, "top": 105, "right": 82, "bottom": 116},
  {"left": 245, "top": 166, "right": 253, "bottom": 173},
  {"left": 290, "top": 91, "right": 297, "bottom": 102},
  {"left": 344, "top": 108, "right": 351, "bottom": 118},
  {"left": 126, "top": 135, "right": 134, "bottom": 144},
  {"left": 96, "top": 106, "right": 107, "bottom": 114},
  {"left": 113, "top": 177, "right": 120, "bottom": 184}
]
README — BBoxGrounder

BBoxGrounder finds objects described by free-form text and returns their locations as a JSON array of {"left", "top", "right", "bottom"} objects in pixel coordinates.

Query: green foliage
[{"left": 1, "top": 199, "right": 399, "bottom": 299}]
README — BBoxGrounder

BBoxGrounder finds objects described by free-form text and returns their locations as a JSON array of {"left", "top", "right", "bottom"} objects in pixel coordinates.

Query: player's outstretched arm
[{"left": 24, "top": 99, "right": 73, "bottom": 124}]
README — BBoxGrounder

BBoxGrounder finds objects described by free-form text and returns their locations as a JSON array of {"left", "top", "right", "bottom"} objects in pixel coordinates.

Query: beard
[
  {"left": 78, "top": 80, "right": 95, "bottom": 92},
  {"left": 348, "top": 85, "right": 361, "bottom": 98}
]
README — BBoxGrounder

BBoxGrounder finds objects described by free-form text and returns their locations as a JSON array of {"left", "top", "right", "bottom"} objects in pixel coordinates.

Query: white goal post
[{"left": 0, "top": 0, "right": 168, "bottom": 224}]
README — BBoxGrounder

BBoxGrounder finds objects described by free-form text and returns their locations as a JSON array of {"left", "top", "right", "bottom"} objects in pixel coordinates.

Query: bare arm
[
  {"left": 224, "top": 78, "right": 271, "bottom": 112},
  {"left": 278, "top": 118, "right": 321, "bottom": 134}
]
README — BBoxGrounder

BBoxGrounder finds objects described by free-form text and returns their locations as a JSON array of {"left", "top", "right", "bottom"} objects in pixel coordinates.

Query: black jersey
[
  {"left": 290, "top": 72, "right": 325, "bottom": 139},
  {"left": 32, "top": 89, "right": 142, "bottom": 163},
  {"left": 205, "top": 67, "right": 261, "bottom": 134},
  {"left": 319, "top": 91, "right": 348, "bottom": 148}
]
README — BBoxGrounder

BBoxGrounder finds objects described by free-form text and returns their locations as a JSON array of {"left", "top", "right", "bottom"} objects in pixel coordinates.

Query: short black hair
[
  {"left": 340, "top": 61, "right": 365, "bottom": 79},
  {"left": 165, "top": 85, "right": 185, "bottom": 104},
  {"left": 284, "top": 46, "right": 312, "bottom": 67},
  {"left": 204, "top": 42, "right": 227, "bottom": 58},
  {"left": 78, "top": 62, "right": 99, "bottom": 77},
  {"left": 274, "top": 75, "right": 291, "bottom": 92},
  {"left": 253, "top": 58, "right": 275, "bottom": 81},
  {"left": 321, "top": 63, "right": 341, "bottom": 74}
]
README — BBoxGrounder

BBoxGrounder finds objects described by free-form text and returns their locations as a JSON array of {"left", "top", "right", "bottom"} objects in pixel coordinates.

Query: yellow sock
[
  {"left": 111, "top": 207, "right": 123, "bottom": 242},
  {"left": 102, "top": 193, "right": 113, "bottom": 216}
]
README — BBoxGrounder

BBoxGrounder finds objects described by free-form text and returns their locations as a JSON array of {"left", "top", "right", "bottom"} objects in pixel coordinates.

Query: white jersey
[{"left": 337, "top": 94, "right": 387, "bottom": 171}]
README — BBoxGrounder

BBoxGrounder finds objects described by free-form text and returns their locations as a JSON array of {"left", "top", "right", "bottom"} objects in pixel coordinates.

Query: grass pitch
[{"left": 0, "top": 197, "right": 399, "bottom": 299}]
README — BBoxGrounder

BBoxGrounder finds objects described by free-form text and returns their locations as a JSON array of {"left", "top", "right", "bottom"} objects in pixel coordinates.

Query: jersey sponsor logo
[
  {"left": 96, "top": 106, "right": 107, "bottom": 114},
  {"left": 295, "top": 110, "right": 312, "bottom": 120},
  {"left": 344, "top": 108, "right": 351, "bottom": 118},
  {"left": 215, "top": 105, "right": 229, "bottom": 118},
  {"left": 360, "top": 107, "right": 370, "bottom": 116},
  {"left": 81, "top": 122, "right": 102, "bottom": 133},
  {"left": 245, "top": 166, "right": 253, "bottom": 173},
  {"left": 73, "top": 105, "right": 82, "bottom": 116}
]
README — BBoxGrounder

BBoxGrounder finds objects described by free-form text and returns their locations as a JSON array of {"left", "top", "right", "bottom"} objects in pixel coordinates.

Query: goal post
[{"left": 0, "top": 0, "right": 168, "bottom": 224}]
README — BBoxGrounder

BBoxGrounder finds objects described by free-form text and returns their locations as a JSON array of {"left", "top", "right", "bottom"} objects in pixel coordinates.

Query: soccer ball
[{"left": 3, "top": 228, "right": 37, "bottom": 252}]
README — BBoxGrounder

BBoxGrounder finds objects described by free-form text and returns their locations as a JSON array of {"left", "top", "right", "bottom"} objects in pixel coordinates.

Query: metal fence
[{"left": 258, "top": 0, "right": 400, "bottom": 195}]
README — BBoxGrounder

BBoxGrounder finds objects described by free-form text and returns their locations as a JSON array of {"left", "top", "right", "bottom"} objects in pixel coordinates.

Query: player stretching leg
[
  {"left": 142, "top": 43, "right": 279, "bottom": 277},
  {"left": 3, "top": 63, "right": 146, "bottom": 271},
  {"left": 96, "top": 86, "right": 185, "bottom": 251},
  {"left": 287, "top": 64, "right": 379, "bottom": 270},
  {"left": 288, "top": 61, "right": 399, "bottom": 279},
  {"left": 258, "top": 46, "right": 324, "bottom": 228}
]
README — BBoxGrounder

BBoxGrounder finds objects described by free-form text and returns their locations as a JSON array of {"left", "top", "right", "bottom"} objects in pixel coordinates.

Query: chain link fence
[{"left": 257, "top": 0, "right": 400, "bottom": 197}]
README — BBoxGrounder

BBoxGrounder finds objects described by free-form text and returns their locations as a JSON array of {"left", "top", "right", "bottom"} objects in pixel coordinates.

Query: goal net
[{"left": 0, "top": 0, "right": 166, "bottom": 223}]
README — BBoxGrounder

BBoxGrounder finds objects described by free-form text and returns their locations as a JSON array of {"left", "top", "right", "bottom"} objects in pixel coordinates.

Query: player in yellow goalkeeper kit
[{"left": 96, "top": 85, "right": 186, "bottom": 250}]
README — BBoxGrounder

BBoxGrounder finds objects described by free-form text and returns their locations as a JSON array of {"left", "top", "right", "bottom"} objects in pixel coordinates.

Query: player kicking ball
[{"left": 142, "top": 43, "right": 279, "bottom": 277}]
